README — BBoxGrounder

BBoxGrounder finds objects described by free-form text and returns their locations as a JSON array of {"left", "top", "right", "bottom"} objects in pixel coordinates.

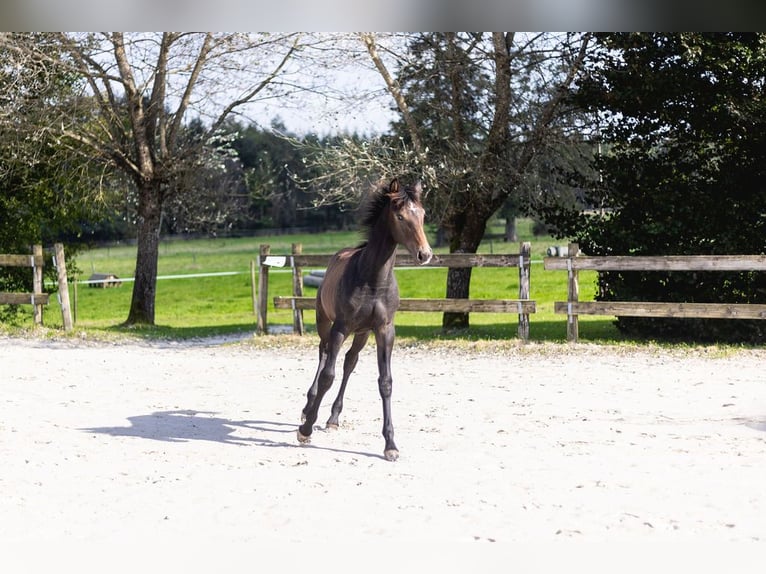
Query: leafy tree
[
  {"left": 161, "top": 118, "right": 248, "bottom": 236},
  {"left": 555, "top": 32, "right": 766, "bottom": 342},
  {"left": 0, "top": 33, "right": 99, "bottom": 319},
  {"left": 231, "top": 120, "right": 349, "bottom": 231}
]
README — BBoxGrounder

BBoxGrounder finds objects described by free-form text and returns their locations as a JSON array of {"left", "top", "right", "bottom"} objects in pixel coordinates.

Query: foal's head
[{"left": 380, "top": 178, "right": 433, "bottom": 265}]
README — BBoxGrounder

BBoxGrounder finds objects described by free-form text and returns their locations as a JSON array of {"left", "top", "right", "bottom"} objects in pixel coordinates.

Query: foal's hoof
[
  {"left": 296, "top": 429, "right": 311, "bottom": 444},
  {"left": 384, "top": 449, "right": 399, "bottom": 462},
  {"left": 325, "top": 422, "right": 339, "bottom": 431}
]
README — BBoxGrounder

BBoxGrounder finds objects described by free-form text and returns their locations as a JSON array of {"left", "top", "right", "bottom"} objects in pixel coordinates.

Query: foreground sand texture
[{"left": 1, "top": 335, "right": 765, "bottom": 548}]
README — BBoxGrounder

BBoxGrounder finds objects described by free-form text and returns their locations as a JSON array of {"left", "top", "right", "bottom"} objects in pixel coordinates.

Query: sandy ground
[{"left": 1, "top": 333, "right": 765, "bottom": 565}]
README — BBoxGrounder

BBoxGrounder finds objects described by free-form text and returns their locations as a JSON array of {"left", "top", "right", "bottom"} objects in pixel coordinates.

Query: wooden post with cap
[
  {"left": 54, "top": 243, "right": 73, "bottom": 331},
  {"left": 291, "top": 243, "right": 305, "bottom": 335},
  {"left": 256, "top": 244, "right": 270, "bottom": 334},
  {"left": 566, "top": 242, "right": 580, "bottom": 342},
  {"left": 32, "top": 244, "right": 43, "bottom": 326},
  {"left": 517, "top": 241, "right": 531, "bottom": 340}
]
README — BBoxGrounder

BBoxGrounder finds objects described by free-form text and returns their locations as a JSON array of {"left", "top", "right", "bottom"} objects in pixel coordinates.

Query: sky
[
  {"left": 1, "top": 3, "right": 752, "bottom": 134},
  {"left": 248, "top": 67, "right": 398, "bottom": 137},
  {"left": 255, "top": 101, "right": 396, "bottom": 138}
]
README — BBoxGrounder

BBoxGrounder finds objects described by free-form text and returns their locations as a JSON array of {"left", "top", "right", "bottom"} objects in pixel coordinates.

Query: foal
[{"left": 297, "top": 178, "right": 432, "bottom": 461}]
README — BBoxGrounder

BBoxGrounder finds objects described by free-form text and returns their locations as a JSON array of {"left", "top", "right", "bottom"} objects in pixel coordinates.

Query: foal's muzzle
[{"left": 416, "top": 247, "right": 433, "bottom": 265}]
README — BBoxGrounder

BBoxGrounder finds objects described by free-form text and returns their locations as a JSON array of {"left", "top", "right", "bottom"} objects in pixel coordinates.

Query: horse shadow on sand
[{"left": 81, "top": 409, "right": 383, "bottom": 459}]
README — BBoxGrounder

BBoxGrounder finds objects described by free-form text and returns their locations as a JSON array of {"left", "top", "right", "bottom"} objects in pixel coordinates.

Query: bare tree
[{"left": 3, "top": 32, "right": 308, "bottom": 325}]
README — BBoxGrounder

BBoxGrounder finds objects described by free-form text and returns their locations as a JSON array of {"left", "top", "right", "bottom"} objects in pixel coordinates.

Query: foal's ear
[{"left": 388, "top": 178, "right": 400, "bottom": 196}]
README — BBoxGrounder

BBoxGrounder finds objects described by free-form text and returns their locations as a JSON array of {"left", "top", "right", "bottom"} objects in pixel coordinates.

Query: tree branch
[
  {"left": 168, "top": 33, "right": 213, "bottom": 148},
  {"left": 360, "top": 32, "right": 426, "bottom": 160},
  {"left": 148, "top": 32, "right": 174, "bottom": 159},
  {"left": 207, "top": 34, "right": 301, "bottom": 137},
  {"left": 112, "top": 32, "right": 153, "bottom": 181}
]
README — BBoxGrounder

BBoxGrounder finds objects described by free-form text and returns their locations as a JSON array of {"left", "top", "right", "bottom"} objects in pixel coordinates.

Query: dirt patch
[{"left": 2, "top": 334, "right": 765, "bottom": 550}]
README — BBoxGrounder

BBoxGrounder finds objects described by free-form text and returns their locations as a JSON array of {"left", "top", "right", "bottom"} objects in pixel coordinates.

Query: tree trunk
[
  {"left": 126, "top": 182, "right": 163, "bottom": 325},
  {"left": 440, "top": 35, "right": 513, "bottom": 331},
  {"left": 443, "top": 266, "right": 473, "bottom": 329},
  {"left": 442, "top": 208, "right": 489, "bottom": 330},
  {"left": 505, "top": 217, "right": 517, "bottom": 242}
]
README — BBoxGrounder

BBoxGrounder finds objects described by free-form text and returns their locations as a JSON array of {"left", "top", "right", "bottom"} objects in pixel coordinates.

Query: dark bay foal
[{"left": 296, "top": 178, "right": 433, "bottom": 460}]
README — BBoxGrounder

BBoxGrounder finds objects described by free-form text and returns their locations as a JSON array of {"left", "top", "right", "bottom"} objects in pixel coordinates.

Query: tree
[
  {"left": 554, "top": 33, "right": 766, "bottom": 342},
  {"left": 231, "top": 120, "right": 348, "bottom": 230},
  {"left": 161, "top": 118, "right": 248, "bottom": 236},
  {"left": 0, "top": 33, "right": 101, "bottom": 317},
  {"left": 76, "top": 33, "right": 306, "bottom": 325},
  {"left": 4, "top": 32, "right": 305, "bottom": 325},
  {"left": 340, "top": 33, "right": 593, "bottom": 328},
  {"left": 296, "top": 33, "right": 591, "bottom": 328}
]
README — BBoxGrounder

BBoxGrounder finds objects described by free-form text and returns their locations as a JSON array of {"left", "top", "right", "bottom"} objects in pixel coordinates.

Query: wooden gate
[{"left": 0, "top": 243, "right": 73, "bottom": 331}]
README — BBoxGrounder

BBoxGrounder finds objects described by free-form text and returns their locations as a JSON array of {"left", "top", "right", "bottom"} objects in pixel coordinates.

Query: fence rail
[
  {"left": 545, "top": 254, "right": 766, "bottom": 272},
  {"left": 275, "top": 296, "right": 537, "bottom": 314},
  {"left": 545, "top": 242, "right": 766, "bottom": 342},
  {"left": 260, "top": 242, "right": 535, "bottom": 339}
]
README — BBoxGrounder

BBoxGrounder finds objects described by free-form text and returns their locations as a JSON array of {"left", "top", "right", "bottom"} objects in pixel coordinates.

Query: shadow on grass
[
  {"left": 287, "top": 317, "right": 626, "bottom": 344},
  {"left": 100, "top": 322, "right": 258, "bottom": 342},
  {"left": 395, "top": 318, "right": 626, "bottom": 343},
  {"left": 88, "top": 315, "right": 624, "bottom": 345}
]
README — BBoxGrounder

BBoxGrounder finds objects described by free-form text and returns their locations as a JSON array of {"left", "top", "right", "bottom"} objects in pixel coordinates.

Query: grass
[{"left": 3, "top": 219, "right": 625, "bottom": 344}]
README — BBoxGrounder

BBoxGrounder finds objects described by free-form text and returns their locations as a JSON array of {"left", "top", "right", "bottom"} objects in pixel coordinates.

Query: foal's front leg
[
  {"left": 302, "top": 340, "right": 327, "bottom": 422},
  {"left": 375, "top": 322, "right": 398, "bottom": 461},
  {"left": 297, "top": 326, "right": 346, "bottom": 443},
  {"left": 302, "top": 310, "right": 332, "bottom": 420}
]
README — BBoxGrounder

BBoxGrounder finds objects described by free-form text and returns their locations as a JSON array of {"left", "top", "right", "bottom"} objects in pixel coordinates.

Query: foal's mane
[{"left": 358, "top": 179, "right": 421, "bottom": 234}]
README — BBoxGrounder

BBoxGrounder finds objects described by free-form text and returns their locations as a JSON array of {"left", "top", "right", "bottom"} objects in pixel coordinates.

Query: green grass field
[{"left": 6, "top": 219, "right": 623, "bottom": 343}]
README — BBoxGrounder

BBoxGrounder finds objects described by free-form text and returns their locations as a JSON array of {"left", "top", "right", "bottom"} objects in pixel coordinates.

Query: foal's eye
[{"left": 396, "top": 214, "right": 404, "bottom": 221}]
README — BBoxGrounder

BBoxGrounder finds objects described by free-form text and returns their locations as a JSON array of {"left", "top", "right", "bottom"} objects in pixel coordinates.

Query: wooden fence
[
  {"left": 259, "top": 242, "right": 536, "bottom": 339},
  {"left": 0, "top": 243, "right": 73, "bottom": 330},
  {"left": 544, "top": 242, "right": 766, "bottom": 342}
]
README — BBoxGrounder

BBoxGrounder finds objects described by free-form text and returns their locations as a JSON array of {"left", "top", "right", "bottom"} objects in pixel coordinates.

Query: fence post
[
  {"left": 32, "top": 244, "right": 44, "bottom": 326},
  {"left": 567, "top": 242, "right": 580, "bottom": 342},
  {"left": 250, "top": 259, "right": 257, "bottom": 315},
  {"left": 291, "top": 243, "right": 305, "bottom": 335},
  {"left": 53, "top": 243, "right": 73, "bottom": 331},
  {"left": 517, "top": 241, "right": 531, "bottom": 340},
  {"left": 73, "top": 272, "right": 78, "bottom": 324},
  {"left": 256, "top": 244, "right": 270, "bottom": 334}
]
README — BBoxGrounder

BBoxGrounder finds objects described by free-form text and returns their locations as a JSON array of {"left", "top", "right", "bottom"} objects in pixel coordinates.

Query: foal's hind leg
[
  {"left": 297, "top": 325, "right": 346, "bottom": 444},
  {"left": 326, "top": 331, "right": 370, "bottom": 430}
]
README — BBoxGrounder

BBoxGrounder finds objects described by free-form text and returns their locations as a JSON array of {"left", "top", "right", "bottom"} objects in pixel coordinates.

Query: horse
[{"left": 296, "top": 178, "right": 433, "bottom": 461}]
